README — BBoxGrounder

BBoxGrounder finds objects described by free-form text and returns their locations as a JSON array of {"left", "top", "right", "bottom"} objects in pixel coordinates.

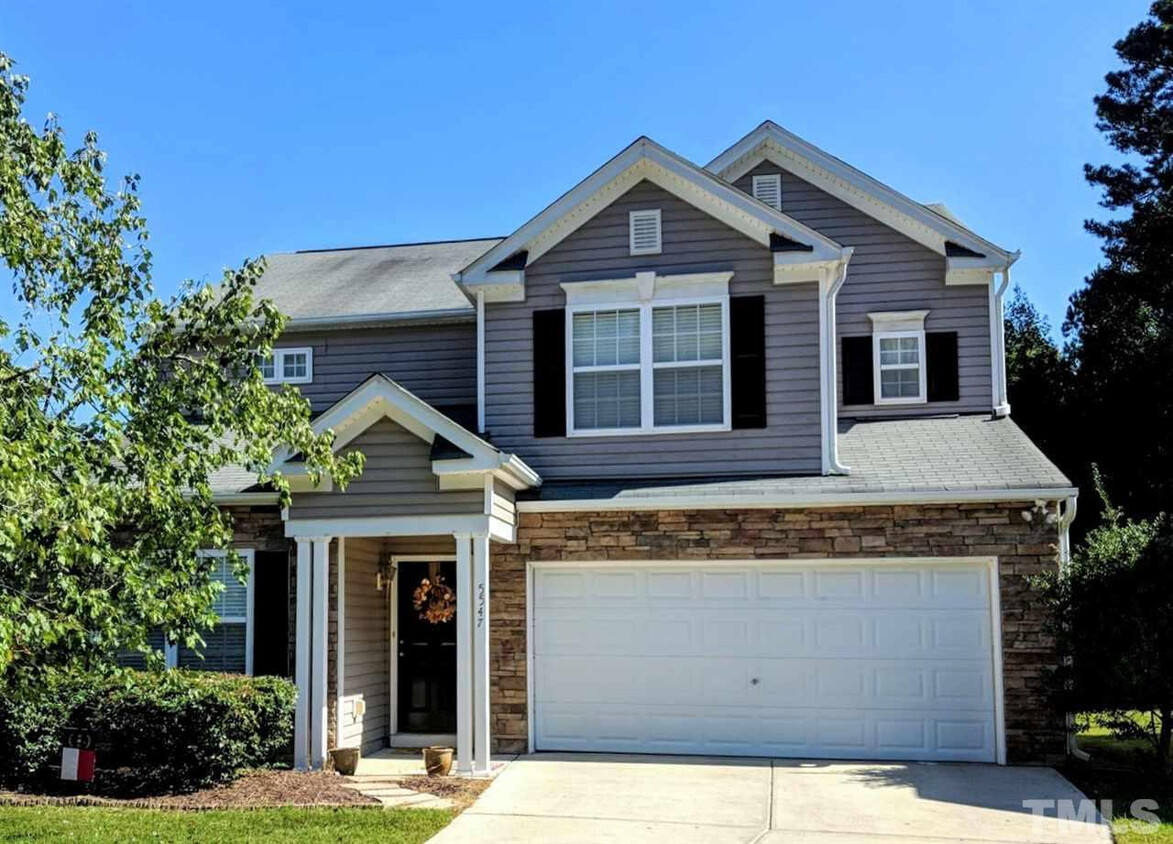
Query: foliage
[
  {"left": 0, "top": 669, "right": 295, "bottom": 795},
  {"left": 1003, "top": 285, "right": 1072, "bottom": 473},
  {"left": 0, "top": 806, "right": 454, "bottom": 844},
  {"left": 1063, "top": 0, "right": 1173, "bottom": 522},
  {"left": 1039, "top": 471, "right": 1173, "bottom": 769},
  {"left": 0, "top": 52, "right": 363, "bottom": 682}
]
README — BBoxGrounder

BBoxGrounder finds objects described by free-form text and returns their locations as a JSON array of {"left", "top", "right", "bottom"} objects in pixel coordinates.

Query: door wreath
[{"left": 412, "top": 573, "right": 456, "bottom": 624}]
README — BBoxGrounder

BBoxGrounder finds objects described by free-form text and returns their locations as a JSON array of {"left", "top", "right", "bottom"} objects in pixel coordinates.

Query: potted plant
[
  {"left": 423, "top": 745, "right": 453, "bottom": 777},
  {"left": 330, "top": 747, "right": 360, "bottom": 776}
]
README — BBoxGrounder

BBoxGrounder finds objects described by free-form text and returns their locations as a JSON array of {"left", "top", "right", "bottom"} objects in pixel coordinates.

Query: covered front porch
[
  {"left": 288, "top": 526, "right": 506, "bottom": 776},
  {"left": 273, "top": 374, "right": 539, "bottom": 776}
]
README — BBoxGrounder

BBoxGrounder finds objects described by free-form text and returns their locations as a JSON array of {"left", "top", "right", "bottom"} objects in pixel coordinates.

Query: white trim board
[
  {"left": 516, "top": 487, "right": 1078, "bottom": 513},
  {"left": 525, "top": 556, "right": 1006, "bottom": 765}
]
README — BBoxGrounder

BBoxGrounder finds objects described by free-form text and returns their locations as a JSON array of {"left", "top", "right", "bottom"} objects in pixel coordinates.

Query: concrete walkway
[{"left": 428, "top": 754, "right": 1112, "bottom": 843}]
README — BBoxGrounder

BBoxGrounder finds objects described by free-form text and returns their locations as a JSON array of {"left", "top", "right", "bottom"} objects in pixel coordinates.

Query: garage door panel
[
  {"left": 533, "top": 562, "right": 998, "bottom": 762},
  {"left": 537, "top": 702, "right": 998, "bottom": 762}
]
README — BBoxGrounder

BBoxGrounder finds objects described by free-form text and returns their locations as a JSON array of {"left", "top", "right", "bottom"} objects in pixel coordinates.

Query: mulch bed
[
  {"left": 0, "top": 770, "right": 380, "bottom": 811},
  {"left": 397, "top": 775, "right": 491, "bottom": 808}
]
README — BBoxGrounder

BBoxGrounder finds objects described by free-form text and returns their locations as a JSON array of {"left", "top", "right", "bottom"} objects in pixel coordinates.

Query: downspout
[
  {"left": 822, "top": 248, "right": 855, "bottom": 475},
  {"left": 1057, "top": 494, "right": 1090, "bottom": 761},
  {"left": 990, "top": 256, "right": 1019, "bottom": 417},
  {"left": 476, "top": 290, "right": 486, "bottom": 434}
]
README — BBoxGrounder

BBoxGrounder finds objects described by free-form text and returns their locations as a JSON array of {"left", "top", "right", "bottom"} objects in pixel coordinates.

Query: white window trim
[
  {"left": 564, "top": 290, "right": 733, "bottom": 438},
  {"left": 263, "top": 347, "right": 313, "bottom": 385},
  {"left": 173, "top": 548, "right": 255, "bottom": 674},
  {"left": 752, "top": 173, "right": 782, "bottom": 210},
  {"left": 868, "top": 310, "right": 929, "bottom": 406},
  {"left": 628, "top": 209, "right": 662, "bottom": 256}
]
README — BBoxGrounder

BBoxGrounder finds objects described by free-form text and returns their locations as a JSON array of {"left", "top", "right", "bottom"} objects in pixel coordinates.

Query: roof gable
[
  {"left": 272, "top": 374, "right": 539, "bottom": 490},
  {"left": 706, "top": 121, "right": 1017, "bottom": 274},
  {"left": 456, "top": 136, "right": 849, "bottom": 299}
]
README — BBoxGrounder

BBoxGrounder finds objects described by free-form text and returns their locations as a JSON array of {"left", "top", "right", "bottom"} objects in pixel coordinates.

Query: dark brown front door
[{"left": 397, "top": 561, "right": 457, "bottom": 734}]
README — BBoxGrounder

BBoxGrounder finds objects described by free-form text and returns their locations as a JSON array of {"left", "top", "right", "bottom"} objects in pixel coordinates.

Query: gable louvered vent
[
  {"left": 752, "top": 174, "right": 782, "bottom": 210},
  {"left": 629, "top": 209, "right": 662, "bottom": 255}
]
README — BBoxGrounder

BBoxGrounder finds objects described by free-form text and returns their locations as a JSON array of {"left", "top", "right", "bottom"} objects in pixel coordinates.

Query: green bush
[{"left": 0, "top": 669, "right": 296, "bottom": 795}]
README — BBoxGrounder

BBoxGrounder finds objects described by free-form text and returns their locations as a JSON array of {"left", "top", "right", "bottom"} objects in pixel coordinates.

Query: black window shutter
[
  {"left": 730, "top": 295, "right": 767, "bottom": 429},
  {"left": 841, "top": 336, "right": 874, "bottom": 405},
  {"left": 532, "top": 309, "right": 566, "bottom": 437},
  {"left": 926, "top": 331, "right": 960, "bottom": 402}
]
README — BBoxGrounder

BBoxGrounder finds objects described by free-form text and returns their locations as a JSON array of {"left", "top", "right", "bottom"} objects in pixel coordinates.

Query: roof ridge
[{"left": 293, "top": 236, "right": 506, "bottom": 254}]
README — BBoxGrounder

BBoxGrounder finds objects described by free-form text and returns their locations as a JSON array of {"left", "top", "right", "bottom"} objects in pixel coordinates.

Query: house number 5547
[{"left": 476, "top": 583, "right": 486, "bottom": 628}]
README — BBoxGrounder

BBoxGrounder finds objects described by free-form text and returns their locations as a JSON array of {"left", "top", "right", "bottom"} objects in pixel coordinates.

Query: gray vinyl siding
[
  {"left": 491, "top": 480, "right": 516, "bottom": 526},
  {"left": 483, "top": 179, "right": 822, "bottom": 480},
  {"left": 288, "top": 418, "right": 484, "bottom": 520},
  {"left": 275, "top": 323, "right": 476, "bottom": 416},
  {"left": 736, "top": 163, "right": 993, "bottom": 418},
  {"left": 339, "top": 537, "right": 388, "bottom": 754}
]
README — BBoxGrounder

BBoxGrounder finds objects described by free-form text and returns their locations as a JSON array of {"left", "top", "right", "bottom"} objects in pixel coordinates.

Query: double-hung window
[
  {"left": 259, "top": 347, "right": 313, "bottom": 385},
  {"left": 652, "top": 303, "right": 725, "bottom": 426},
  {"left": 178, "top": 550, "right": 254, "bottom": 674},
  {"left": 868, "top": 311, "right": 929, "bottom": 405},
  {"left": 571, "top": 309, "right": 642, "bottom": 431},
  {"left": 565, "top": 272, "right": 732, "bottom": 436}
]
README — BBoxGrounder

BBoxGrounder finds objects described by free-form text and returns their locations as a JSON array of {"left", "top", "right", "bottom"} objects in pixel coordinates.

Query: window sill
[
  {"left": 872, "top": 396, "right": 928, "bottom": 406},
  {"left": 566, "top": 423, "right": 732, "bottom": 438}
]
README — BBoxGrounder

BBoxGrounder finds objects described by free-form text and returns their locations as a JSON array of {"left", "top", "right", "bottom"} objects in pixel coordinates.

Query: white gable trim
[
  {"left": 455, "top": 137, "right": 846, "bottom": 298},
  {"left": 270, "top": 375, "right": 540, "bottom": 489},
  {"left": 706, "top": 122, "right": 1016, "bottom": 267}
]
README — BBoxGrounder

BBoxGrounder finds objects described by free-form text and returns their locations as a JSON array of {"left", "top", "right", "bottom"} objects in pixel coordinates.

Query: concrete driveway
[{"left": 429, "top": 754, "right": 1111, "bottom": 844}]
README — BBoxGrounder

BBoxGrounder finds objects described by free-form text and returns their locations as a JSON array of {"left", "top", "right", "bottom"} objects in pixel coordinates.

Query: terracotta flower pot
[
  {"left": 423, "top": 745, "right": 453, "bottom": 777},
  {"left": 331, "top": 747, "right": 361, "bottom": 776}
]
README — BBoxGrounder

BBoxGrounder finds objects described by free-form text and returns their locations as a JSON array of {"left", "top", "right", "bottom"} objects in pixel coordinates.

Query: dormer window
[
  {"left": 259, "top": 347, "right": 313, "bottom": 385},
  {"left": 629, "top": 209, "right": 662, "bottom": 256},
  {"left": 752, "top": 174, "right": 782, "bottom": 210},
  {"left": 867, "top": 311, "right": 928, "bottom": 405}
]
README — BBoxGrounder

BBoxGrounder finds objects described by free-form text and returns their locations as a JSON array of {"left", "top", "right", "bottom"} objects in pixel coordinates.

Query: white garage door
[{"left": 533, "top": 561, "right": 1000, "bottom": 762}]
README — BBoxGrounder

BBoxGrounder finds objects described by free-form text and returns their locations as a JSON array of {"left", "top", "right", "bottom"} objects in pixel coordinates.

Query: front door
[{"left": 396, "top": 561, "right": 457, "bottom": 734}]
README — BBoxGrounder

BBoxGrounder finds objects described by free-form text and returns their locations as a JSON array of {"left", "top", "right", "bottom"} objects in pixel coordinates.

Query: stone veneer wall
[
  {"left": 489, "top": 502, "right": 1065, "bottom": 764},
  {"left": 221, "top": 504, "right": 295, "bottom": 678}
]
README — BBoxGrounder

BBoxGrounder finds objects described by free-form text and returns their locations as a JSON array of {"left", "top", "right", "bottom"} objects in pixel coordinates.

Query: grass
[
  {"left": 0, "top": 805, "right": 455, "bottom": 843},
  {"left": 1062, "top": 714, "right": 1173, "bottom": 844}
]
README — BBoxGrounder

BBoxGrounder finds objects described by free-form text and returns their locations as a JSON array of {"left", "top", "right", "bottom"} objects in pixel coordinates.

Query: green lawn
[
  {"left": 1065, "top": 715, "right": 1172, "bottom": 844},
  {"left": 0, "top": 806, "right": 454, "bottom": 843}
]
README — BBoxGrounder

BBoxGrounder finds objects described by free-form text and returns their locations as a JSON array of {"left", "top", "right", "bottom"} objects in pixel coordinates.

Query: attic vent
[
  {"left": 752, "top": 174, "right": 782, "bottom": 210},
  {"left": 629, "top": 209, "right": 662, "bottom": 256}
]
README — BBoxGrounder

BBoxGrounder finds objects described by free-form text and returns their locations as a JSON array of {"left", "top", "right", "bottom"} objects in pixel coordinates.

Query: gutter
[
  {"left": 821, "top": 249, "right": 855, "bottom": 475},
  {"left": 213, "top": 492, "right": 282, "bottom": 505},
  {"left": 517, "top": 486, "right": 1079, "bottom": 513}
]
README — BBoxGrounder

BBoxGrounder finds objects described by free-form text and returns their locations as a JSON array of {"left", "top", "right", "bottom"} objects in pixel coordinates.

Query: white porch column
[
  {"left": 454, "top": 533, "right": 473, "bottom": 774},
  {"left": 309, "top": 537, "right": 332, "bottom": 770},
  {"left": 294, "top": 539, "right": 312, "bottom": 770},
  {"left": 471, "top": 532, "right": 492, "bottom": 775}
]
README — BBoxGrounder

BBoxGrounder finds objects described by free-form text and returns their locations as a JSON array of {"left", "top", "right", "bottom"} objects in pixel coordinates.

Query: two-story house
[{"left": 206, "top": 121, "right": 1075, "bottom": 775}]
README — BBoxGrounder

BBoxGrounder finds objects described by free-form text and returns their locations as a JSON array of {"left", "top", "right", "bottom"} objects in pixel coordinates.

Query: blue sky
[{"left": 3, "top": 0, "right": 1148, "bottom": 337}]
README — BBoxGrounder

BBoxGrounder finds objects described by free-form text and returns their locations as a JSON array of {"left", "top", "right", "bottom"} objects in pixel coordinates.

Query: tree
[
  {"left": 0, "top": 53, "right": 363, "bottom": 683},
  {"left": 1040, "top": 473, "right": 1173, "bottom": 770},
  {"left": 1003, "top": 285, "right": 1070, "bottom": 469},
  {"left": 1064, "top": 0, "right": 1173, "bottom": 521}
]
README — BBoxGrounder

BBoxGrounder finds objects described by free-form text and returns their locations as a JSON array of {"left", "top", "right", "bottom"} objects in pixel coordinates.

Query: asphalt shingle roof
[
  {"left": 247, "top": 238, "right": 503, "bottom": 324},
  {"left": 521, "top": 415, "right": 1073, "bottom": 503}
]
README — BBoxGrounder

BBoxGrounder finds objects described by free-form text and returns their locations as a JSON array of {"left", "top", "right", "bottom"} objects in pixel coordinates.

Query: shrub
[{"left": 0, "top": 669, "right": 296, "bottom": 795}]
